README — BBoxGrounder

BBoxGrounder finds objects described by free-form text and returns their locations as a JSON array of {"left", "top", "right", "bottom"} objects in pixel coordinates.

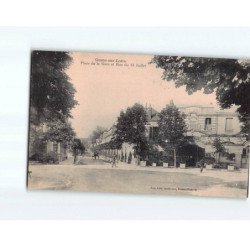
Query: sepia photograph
[{"left": 27, "top": 50, "right": 249, "bottom": 198}]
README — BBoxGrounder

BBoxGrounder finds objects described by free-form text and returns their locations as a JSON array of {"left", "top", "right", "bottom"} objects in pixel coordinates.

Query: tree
[
  {"left": 81, "top": 138, "right": 91, "bottom": 151},
  {"left": 29, "top": 120, "right": 76, "bottom": 161},
  {"left": 28, "top": 51, "right": 78, "bottom": 162},
  {"left": 113, "top": 103, "right": 148, "bottom": 161},
  {"left": 151, "top": 56, "right": 250, "bottom": 136},
  {"left": 43, "top": 120, "right": 76, "bottom": 143},
  {"left": 212, "top": 137, "right": 226, "bottom": 164},
  {"left": 71, "top": 138, "right": 85, "bottom": 164},
  {"left": 89, "top": 126, "right": 108, "bottom": 145},
  {"left": 157, "top": 101, "right": 187, "bottom": 167},
  {"left": 30, "top": 50, "right": 78, "bottom": 124}
]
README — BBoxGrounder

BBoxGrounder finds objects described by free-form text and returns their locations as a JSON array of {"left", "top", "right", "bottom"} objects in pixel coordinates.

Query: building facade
[
  {"left": 177, "top": 105, "right": 246, "bottom": 167},
  {"left": 95, "top": 104, "right": 247, "bottom": 168},
  {"left": 29, "top": 123, "right": 68, "bottom": 162}
]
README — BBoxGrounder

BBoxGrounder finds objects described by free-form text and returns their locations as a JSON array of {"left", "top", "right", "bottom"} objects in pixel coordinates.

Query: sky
[{"left": 66, "top": 52, "right": 219, "bottom": 138}]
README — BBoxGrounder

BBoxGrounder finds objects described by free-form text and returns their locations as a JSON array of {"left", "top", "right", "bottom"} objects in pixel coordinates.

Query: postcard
[{"left": 27, "top": 50, "right": 249, "bottom": 198}]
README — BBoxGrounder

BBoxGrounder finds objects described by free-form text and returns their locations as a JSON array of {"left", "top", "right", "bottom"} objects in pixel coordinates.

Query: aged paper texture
[{"left": 27, "top": 51, "right": 249, "bottom": 198}]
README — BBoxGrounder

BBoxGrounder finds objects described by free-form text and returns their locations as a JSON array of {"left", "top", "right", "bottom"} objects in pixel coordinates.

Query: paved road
[{"left": 28, "top": 156, "right": 248, "bottom": 198}]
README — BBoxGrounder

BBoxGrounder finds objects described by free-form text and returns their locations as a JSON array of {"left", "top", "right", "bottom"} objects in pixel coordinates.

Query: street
[{"left": 28, "top": 156, "right": 249, "bottom": 198}]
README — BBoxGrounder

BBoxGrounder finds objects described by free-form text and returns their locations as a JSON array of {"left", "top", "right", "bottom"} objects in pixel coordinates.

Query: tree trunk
[
  {"left": 215, "top": 152, "right": 220, "bottom": 164},
  {"left": 173, "top": 148, "right": 177, "bottom": 168},
  {"left": 137, "top": 143, "right": 140, "bottom": 165},
  {"left": 73, "top": 154, "right": 77, "bottom": 164},
  {"left": 137, "top": 155, "right": 140, "bottom": 165}
]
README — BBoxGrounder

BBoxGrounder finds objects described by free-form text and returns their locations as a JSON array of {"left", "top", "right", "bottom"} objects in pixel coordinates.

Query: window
[
  {"left": 225, "top": 118, "right": 233, "bottom": 132},
  {"left": 242, "top": 148, "right": 247, "bottom": 157},
  {"left": 149, "top": 126, "right": 159, "bottom": 140},
  {"left": 189, "top": 114, "right": 198, "bottom": 130},
  {"left": 53, "top": 143, "right": 58, "bottom": 153},
  {"left": 204, "top": 118, "right": 212, "bottom": 131}
]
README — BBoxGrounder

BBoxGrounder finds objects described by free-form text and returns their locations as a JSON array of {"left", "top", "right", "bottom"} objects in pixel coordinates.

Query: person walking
[
  {"left": 200, "top": 162, "right": 204, "bottom": 173},
  {"left": 111, "top": 154, "right": 117, "bottom": 168}
]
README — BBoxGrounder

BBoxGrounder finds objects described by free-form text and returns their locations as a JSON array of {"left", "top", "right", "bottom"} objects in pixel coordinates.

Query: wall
[{"left": 217, "top": 114, "right": 241, "bottom": 135}]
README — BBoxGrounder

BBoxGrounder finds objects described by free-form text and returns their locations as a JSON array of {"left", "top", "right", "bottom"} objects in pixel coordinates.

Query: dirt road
[{"left": 28, "top": 157, "right": 248, "bottom": 198}]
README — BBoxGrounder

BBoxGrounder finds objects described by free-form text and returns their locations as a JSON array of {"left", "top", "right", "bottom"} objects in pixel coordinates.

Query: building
[
  {"left": 29, "top": 123, "right": 68, "bottom": 162},
  {"left": 177, "top": 104, "right": 246, "bottom": 167},
  {"left": 95, "top": 104, "right": 248, "bottom": 168},
  {"left": 178, "top": 104, "right": 241, "bottom": 135}
]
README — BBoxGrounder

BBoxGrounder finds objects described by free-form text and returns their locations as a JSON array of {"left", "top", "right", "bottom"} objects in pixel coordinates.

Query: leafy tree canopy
[
  {"left": 158, "top": 101, "right": 187, "bottom": 148},
  {"left": 157, "top": 102, "right": 187, "bottom": 167},
  {"left": 151, "top": 56, "right": 250, "bottom": 135},
  {"left": 30, "top": 51, "right": 78, "bottom": 124},
  {"left": 212, "top": 137, "right": 226, "bottom": 163},
  {"left": 90, "top": 126, "right": 108, "bottom": 144},
  {"left": 212, "top": 137, "right": 226, "bottom": 154},
  {"left": 71, "top": 138, "right": 85, "bottom": 156},
  {"left": 43, "top": 120, "right": 76, "bottom": 143},
  {"left": 113, "top": 103, "right": 148, "bottom": 158}
]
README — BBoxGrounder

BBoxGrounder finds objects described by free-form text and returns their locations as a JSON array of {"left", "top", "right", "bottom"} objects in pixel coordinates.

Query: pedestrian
[
  {"left": 73, "top": 151, "right": 78, "bottom": 164},
  {"left": 200, "top": 162, "right": 204, "bottom": 173},
  {"left": 93, "top": 151, "right": 99, "bottom": 160},
  {"left": 111, "top": 154, "right": 117, "bottom": 168}
]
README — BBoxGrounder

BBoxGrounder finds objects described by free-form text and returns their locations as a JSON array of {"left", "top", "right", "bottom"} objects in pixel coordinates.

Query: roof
[{"left": 145, "top": 106, "right": 160, "bottom": 121}]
